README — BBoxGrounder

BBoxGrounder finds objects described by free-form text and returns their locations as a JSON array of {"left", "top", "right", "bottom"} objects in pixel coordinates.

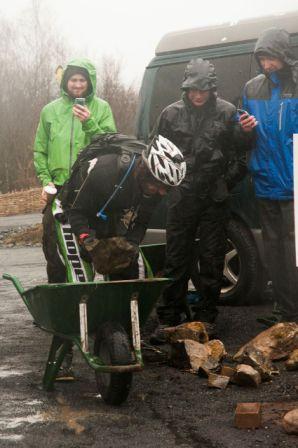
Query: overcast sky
[{"left": 1, "top": 0, "right": 298, "bottom": 86}]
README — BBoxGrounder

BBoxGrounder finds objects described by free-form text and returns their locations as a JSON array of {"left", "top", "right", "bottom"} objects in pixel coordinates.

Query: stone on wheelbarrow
[
  {"left": 234, "top": 323, "right": 298, "bottom": 362},
  {"left": 234, "top": 364, "right": 262, "bottom": 388},
  {"left": 285, "top": 349, "right": 298, "bottom": 371},
  {"left": 163, "top": 321, "right": 209, "bottom": 344}
]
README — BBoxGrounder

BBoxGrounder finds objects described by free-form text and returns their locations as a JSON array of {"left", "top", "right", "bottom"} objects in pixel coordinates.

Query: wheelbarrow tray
[{"left": 19, "top": 278, "right": 169, "bottom": 335}]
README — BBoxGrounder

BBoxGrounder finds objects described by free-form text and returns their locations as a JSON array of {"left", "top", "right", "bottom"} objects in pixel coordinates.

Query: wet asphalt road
[{"left": 0, "top": 241, "right": 297, "bottom": 447}]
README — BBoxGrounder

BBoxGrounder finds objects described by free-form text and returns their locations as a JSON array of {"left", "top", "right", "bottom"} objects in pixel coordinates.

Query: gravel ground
[{"left": 0, "top": 243, "right": 297, "bottom": 448}]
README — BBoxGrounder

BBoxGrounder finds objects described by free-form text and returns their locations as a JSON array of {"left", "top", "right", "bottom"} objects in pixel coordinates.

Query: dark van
[{"left": 137, "top": 11, "right": 298, "bottom": 305}]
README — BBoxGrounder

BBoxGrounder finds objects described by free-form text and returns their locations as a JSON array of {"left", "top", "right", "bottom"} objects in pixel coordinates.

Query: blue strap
[{"left": 97, "top": 154, "right": 136, "bottom": 220}]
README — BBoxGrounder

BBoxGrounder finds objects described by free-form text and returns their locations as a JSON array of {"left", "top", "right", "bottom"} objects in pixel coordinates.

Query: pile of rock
[
  {"left": 165, "top": 322, "right": 298, "bottom": 390},
  {"left": 164, "top": 321, "right": 298, "bottom": 434}
]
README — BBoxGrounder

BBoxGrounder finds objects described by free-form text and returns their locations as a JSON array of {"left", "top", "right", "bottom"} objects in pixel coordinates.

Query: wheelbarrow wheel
[{"left": 94, "top": 322, "right": 133, "bottom": 405}]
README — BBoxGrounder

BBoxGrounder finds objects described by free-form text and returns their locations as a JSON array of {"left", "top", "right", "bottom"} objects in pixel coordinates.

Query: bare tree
[
  {"left": 0, "top": 3, "right": 139, "bottom": 193},
  {"left": 98, "top": 57, "right": 138, "bottom": 135},
  {"left": 0, "top": 0, "right": 68, "bottom": 193}
]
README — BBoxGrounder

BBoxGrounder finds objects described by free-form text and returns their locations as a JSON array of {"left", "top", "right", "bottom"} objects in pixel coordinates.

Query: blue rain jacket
[{"left": 242, "top": 28, "right": 298, "bottom": 200}]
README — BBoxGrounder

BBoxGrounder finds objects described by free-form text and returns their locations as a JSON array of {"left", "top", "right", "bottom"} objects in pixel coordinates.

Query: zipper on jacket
[
  {"left": 279, "top": 101, "right": 283, "bottom": 131},
  {"left": 69, "top": 114, "right": 75, "bottom": 175}
]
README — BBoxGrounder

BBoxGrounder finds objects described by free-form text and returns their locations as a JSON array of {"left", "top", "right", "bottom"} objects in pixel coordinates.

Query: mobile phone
[
  {"left": 74, "top": 97, "right": 86, "bottom": 106},
  {"left": 237, "top": 108, "right": 249, "bottom": 119}
]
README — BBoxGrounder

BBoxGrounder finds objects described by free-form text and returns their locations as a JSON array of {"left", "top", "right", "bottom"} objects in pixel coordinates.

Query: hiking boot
[
  {"left": 257, "top": 302, "right": 282, "bottom": 327},
  {"left": 55, "top": 366, "right": 76, "bottom": 382}
]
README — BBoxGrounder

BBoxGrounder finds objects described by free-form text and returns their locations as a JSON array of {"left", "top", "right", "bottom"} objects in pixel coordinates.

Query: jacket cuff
[{"left": 82, "top": 115, "right": 97, "bottom": 133}]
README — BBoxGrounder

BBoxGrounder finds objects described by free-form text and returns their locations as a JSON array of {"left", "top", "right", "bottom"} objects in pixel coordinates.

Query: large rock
[
  {"left": 170, "top": 339, "right": 209, "bottom": 371},
  {"left": 234, "top": 323, "right": 298, "bottom": 361},
  {"left": 285, "top": 349, "right": 298, "bottom": 371},
  {"left": 170, "top": 338, "right": 227, "bottom": 373},
  {"left": 233, "top": 346, "right": 279, "bottom": 380},
  {"left": 206, "top": 339, "right": 227, "bottom": 360},
  {"left": 282, "top": 409, "right": 298, "bottom": 435},
  {"left": 200, "top": 340, "right": 227, "bottom": 374},
  {"left": 234, "top": 364, "right": 262, "bottom": 387},
  {"left": 164, "top": 322, "right": 209, "bottom": 344}
]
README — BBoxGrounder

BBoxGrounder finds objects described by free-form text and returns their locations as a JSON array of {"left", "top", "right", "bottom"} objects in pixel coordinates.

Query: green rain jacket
[{"left": 34, "top": 58, "right": 116, "bottom": 187}]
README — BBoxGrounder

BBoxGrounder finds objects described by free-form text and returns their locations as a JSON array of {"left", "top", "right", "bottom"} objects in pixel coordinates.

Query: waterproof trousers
[
  {"left": 157, "top": 188, "right": 228, "bottom": 325},
  {"left": 42, "top": 204, "right": 66, "bottom": 283},
  {"left": 258, "top": 199, "right": 298, "bottom": 322}
]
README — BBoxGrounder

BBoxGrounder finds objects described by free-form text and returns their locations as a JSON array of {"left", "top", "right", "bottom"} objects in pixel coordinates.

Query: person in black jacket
[
  {"left": 152, "top": 58, "right": 251, "bottom": 339},
  {"left": 59, "top": 133, "right": 186, "bottom": 280}
]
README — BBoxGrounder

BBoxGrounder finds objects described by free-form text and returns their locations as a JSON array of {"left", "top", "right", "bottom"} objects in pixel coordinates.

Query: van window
[
  {"left": 212, "top": 54, "right": 252, "bottom": 107},
  {"left": 149, "top": 63, "right": 185, "bottom": 131},
  {"left": 149, "top": 54, "right": 253, "bottom": 132}
]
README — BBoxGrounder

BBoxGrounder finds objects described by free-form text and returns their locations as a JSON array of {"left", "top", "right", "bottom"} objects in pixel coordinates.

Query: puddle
[
  {"left": 0, "top": 434, "right": 24, "bottom": 441},
  {"left": 0, "top": 393, "right": 127, "bottom": 435},
  {"left": 0, "top": 367, "right": 31, "bottom": 378},
  {"left": 0, "top": 413, "right": 43, "bottom": 429},
  {"left": 24, "top": 400, "right": 43, "bottom": 406}
]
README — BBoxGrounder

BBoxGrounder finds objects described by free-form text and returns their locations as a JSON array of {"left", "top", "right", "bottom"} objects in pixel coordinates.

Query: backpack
[{"left": 59, "top": 133, "right": 146, "bottom": 210}]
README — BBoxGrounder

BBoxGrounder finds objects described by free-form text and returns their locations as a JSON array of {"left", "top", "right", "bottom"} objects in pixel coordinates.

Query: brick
[{"left": 235, "top": 402, "right": 261, "bottom": 429}]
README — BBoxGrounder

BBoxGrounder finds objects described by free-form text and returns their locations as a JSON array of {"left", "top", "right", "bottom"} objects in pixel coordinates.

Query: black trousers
[
  {"left": 258, "top": 199, "right": 298, "bottom": 321},
  {"left": 42, "top": 204, "right": 66, "bottom": 283},
  {"left": 157, "top": 188, "right": 228, "bottom": 325}
]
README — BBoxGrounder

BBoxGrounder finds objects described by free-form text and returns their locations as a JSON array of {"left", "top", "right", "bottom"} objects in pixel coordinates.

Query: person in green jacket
[
  {"left": 34, "top": 58, "right": 116, "bottom": 284},
  {"left": 34, "top": 58, "right": 116, "bottom": 201}
]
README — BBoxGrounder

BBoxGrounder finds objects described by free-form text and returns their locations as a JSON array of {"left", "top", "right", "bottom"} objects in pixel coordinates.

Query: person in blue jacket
[{"left": 240, "top": 27, "right": 298, "bottom": 325}]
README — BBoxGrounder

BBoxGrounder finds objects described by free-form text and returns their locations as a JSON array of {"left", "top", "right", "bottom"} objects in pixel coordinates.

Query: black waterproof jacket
[
  {"left": 155, "top": 93, "right": 249, "bottom": 200},
  {"left": 60, "top": 150, "right": 160, "bottom": 244}
]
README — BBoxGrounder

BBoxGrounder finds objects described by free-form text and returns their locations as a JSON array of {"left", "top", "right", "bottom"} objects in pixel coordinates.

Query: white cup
[{"left": 44, "top": 185, "right": 57, "bottom": 203}]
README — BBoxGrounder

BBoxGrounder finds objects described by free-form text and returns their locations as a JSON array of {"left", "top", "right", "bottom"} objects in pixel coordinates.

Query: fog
[{"left": 1, "top": 0, "right": 298, "bottom": 84}]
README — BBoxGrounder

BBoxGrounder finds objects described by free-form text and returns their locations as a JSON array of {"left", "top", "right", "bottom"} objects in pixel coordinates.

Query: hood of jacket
[
  {"left": 181, "top": 58, "right": 217, "bottom": 91},
  {"left": 60, "top": 58, "right": 97, "bottom": 101},
  {"left": 254, "top": 28, "right": 298, "bottom": 83}
]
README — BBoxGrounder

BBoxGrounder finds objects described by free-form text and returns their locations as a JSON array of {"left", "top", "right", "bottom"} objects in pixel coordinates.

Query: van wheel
[{"left": 190, "top": 218, "right": 264, "bottom": 305}]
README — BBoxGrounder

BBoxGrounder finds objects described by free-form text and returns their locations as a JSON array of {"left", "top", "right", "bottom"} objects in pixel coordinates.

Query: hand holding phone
[
  {"left": 73, "top": 98, "right": 90, "bottom": 122},
  {"left": 237, "top": 108, "right": 258, "bottom": 132}
]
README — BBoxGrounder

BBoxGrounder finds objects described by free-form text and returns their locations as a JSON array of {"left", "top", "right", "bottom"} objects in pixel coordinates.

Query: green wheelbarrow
[{"left": 3, "top": 274, "right": 169, "bottom": 405}]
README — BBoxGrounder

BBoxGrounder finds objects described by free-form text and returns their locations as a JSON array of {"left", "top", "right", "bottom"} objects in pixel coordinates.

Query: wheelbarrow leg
[{"left": 43, "top": 335, "right": 72, "bottom": 391}]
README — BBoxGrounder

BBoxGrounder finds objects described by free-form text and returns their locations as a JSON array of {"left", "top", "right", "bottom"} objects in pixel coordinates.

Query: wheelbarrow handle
[{"left": 2, "top": 273, "right": 25, "bottom": 295}]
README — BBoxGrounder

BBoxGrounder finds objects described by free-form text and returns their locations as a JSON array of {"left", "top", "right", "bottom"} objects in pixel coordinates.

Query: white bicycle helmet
[{"left": 142, "top": 135, "right": 186, "bottom": 186}]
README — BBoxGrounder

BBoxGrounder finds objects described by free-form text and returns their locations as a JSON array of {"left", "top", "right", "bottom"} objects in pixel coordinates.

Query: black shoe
[
  {"left": 55, "top": 366, "right": 76, "bottom": 382},
  {"left": 256, "top": 313, "right": 282, "bottom": 327}
]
